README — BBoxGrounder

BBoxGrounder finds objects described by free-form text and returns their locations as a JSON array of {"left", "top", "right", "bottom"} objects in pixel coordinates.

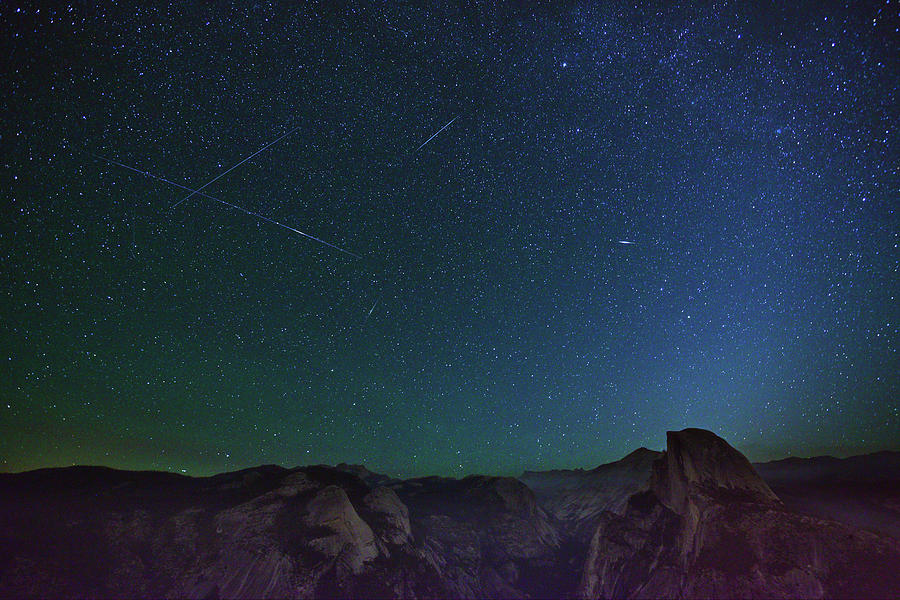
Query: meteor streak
[
  {"left": 92, "top": 154, "right": 361, "bottom": 259},
  {"left": 413, "top": 116, "right": 458, "bottom": 154},
  {"left": 363, "top": 299, "right": 378, "bottom": 325},
  {"left": 168, "top": 125, "right": 302, "bottom": 211}
]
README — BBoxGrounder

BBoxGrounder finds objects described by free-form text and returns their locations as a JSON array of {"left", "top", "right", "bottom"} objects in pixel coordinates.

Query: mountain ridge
[
  {"left": 5, "top": 447, "right": 898, "bottom": 482},
  {"left": 2, "top": 430, "right": 899, "bottom": 598}
]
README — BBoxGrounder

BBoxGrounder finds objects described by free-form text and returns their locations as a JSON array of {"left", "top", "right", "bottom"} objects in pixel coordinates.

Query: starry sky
[{"left": 1, "top": 2, "right": 897, "bottom": 478}]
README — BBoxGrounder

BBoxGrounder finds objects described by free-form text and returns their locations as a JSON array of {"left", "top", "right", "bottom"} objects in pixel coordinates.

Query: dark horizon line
[{"left": 3, "top": 446, "right": 899, "bottom": 481}]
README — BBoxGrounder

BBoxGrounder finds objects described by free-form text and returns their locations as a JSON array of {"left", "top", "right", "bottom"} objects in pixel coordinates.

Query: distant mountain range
[
  {"left": 1, "top": 430, "right": 898, "bottom": 598},
  {"left": 753, "top": 450, "right": 900, "bottom": 541},
  {"left": 754, "top": 450, "right": 900, "bottom": 485}
]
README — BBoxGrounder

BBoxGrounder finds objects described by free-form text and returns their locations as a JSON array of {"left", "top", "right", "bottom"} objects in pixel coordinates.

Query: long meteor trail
[
  {"left": 168, "top": 125, "right": 302, "bottom": 211},
  {"left": 413, "top": 116, "right": 458, "bottom": 154},
  {"left": 92, "top": 154, "right": 361, "bottom": 259}
]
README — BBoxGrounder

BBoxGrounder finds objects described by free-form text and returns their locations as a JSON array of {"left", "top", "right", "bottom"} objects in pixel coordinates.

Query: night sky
[{"left": 2, "top": 2, "right": 897, "bottom": 478}]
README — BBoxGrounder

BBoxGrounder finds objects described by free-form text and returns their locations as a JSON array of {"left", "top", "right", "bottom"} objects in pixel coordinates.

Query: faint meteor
[
  {"left": 168, "top": 124, "right": 302, "bottom": 211},
  {"left": 363, "top": 299, "right": 378, "bottom": 324},
  {"left": 413, "top": 116, "right": 458, "bottom": 154},
  {"left": 618, "top": 240, "right": 636, "bottom": 245},
  {"left": 92, "top": 154, "right": 361, "bottom": 259}
]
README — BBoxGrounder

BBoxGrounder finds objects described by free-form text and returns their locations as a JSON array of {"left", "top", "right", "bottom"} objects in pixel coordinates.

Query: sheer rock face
[
  {"left": 577, "top": 428, "right": 900, "bottom": 600},
  {"left": 651, "top": 428, "right": 780, "bottom": 515},
  {"left": 648, "top": 428, "right": 782, "bottom": 568}
]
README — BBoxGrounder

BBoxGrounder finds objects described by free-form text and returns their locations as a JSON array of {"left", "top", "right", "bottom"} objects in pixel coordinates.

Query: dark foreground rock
[{"left": 1, "top": 430, "right": 898, "bottom": 599}]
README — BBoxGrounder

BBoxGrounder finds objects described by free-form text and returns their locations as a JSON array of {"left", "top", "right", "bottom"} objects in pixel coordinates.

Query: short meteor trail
[
  {"left": 617, "top": 240, "right": 636, "bottom": 245},
  {"left": 168, "top": 125, "right": 302, "bottom": 211},
  {"left": 92, "top": 154, "right": 361, "bottom": 259},
  {"left": 363, "top": 299, "right": 378, "bottom": 324},
  {"left": 413, "top": 116, "right": 458, "bottom": 154}
]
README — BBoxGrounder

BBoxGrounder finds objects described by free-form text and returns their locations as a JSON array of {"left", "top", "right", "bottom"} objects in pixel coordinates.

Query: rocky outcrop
[
  {"left": 1, "top": 432, "right": 898, "bottom": 599},
  {"left": 578, "top": 491, "right": 683, "bottom": 599},
  {"left": 578, "top": 428, "right": 900, "bottom": 599},
  {"left": 303, "top": 485, "right": 378, "bottom": 573},
  {"left": 361, "top": 486, "right": 413, "bottom": 547},
  {"left": 0, "top": 463, "right": 565, "bottom": 599}
]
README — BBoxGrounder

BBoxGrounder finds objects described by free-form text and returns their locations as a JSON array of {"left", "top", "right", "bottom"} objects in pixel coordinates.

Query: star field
[{"left": 1, "top": 2, "right": 897, "bottom": 477}]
